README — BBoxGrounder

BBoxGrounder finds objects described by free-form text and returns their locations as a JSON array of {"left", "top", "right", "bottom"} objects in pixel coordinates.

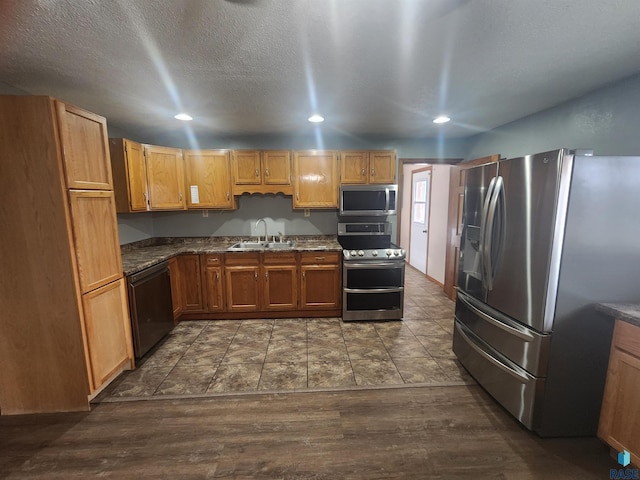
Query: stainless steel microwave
[{"left": 339, "top": 184, "right": 398, "bottom": 216}]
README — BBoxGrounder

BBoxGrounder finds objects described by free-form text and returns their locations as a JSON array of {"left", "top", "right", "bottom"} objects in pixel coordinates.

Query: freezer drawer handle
[
  {"left": 455, "top": 322, "right": 530, "bottom": 384},
  {"left": 458, "top": 292, "right": 534, "bottom": 342},
  {"left": 344, "top": 287, "right": 403, "bottom": 294}
]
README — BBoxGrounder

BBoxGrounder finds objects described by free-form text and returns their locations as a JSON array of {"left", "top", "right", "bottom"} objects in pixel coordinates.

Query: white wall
[{"left": 426, "top": 165, "right": 451, "bottom": 284}]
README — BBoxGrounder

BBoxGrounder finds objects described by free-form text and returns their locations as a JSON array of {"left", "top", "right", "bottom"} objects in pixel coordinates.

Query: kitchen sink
[
  {"left": 265, "top": 241, "right": 296, "bottom": 249},
  {"left": 227, "top": 240, "right": 296, "bottom": 251}
]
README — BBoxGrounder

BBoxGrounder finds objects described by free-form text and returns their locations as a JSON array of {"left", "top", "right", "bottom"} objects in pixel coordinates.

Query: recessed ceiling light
[
  {"left": 433, "top": 115, "right": 451, "bottom": 124},
  {"left": 174, "top": 113, "right": 193, "bottom": 121},
  {"left": 308, "top": 114, "right": 325, "bottom": 123}
]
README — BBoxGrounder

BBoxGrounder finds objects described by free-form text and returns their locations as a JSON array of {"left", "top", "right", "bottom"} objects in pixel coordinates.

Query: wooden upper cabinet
[
  {"left": 369, "top": 150, "right": 397, "bottom": 184},
  {"left": 184, "top": 149, "right": 234, "bottom": 209},
  {"left": 233, "top": 150, "right": 262, "bottom": 185},
  {"left": 340, "top": 150, "right": 396, "bottom": 184},
  {"left": 293, "top": 150, "right": 339, "bottom": 208},
  {"left": 232, "top": 150, "right": 292, "bottom": 194},
  {"left": 262, "top": 150, "right": 291, "bottom": 185},
  {"left": 56, "top": 101, "right": 112, "bottom": 190},
  {"left": 340, "top": 151, "right": 369, "bottom": 184},
  {"left": 143, "top": 144, "right": 186, "bottom": 210},
  {"left": 109, "top": 138, "right": 149, "bottom": 212},
  {"left": 68, "top": 190, "right": 123, "bottom": 293}
]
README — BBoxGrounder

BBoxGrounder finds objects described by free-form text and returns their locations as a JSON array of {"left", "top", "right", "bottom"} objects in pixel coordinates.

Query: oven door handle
[
  {"left": 344, "top": 287, "right": 404, "bottom": 294},
  {"left": 344, "top": 262, "right": 404, "bottom": 269}
]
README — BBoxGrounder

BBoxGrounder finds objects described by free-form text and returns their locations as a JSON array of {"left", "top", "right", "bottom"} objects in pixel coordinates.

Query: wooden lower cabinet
[
  {"left": 598, "top": 320, "right": 640, "bottom": 467},
  {"left": 81, "top": 279, "right": 134, "bottom": 392},
  {"left": 168, "top": 256, "right": 183, "bottom": 320},
  {"left": 300, "top": 252, "right": 341, "bottom": 310},
  {"left": 263, "top": 253, "right": 297, "bottom": 311},
  {"left": 179, "top": 254, "right": 206, "bottom": 312},
  {"left": 225, "top": 253, "right": 261, "bottom": 312},
  {"left": 175, "top": 250, "right": 341, "bottom": 320},
  {"left": 203, "top": 254, "right": 225, "bottom": 312}
]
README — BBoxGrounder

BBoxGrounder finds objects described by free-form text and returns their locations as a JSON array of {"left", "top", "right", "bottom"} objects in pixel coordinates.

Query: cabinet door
[
  {"left": 204, "top": 255, "right": 225, "bottom": 312},
  {"left": 180, "top": 254, "right": 205, "bottom": 312},
  {"left": 300, "top": 264, "right": 341, "bottom": 310},
  {"left": 225, "top": 266, "right": 260, "bottom": 312},
  {"left": 233, "top": 150, "right": 262, "bottom": 185},
  {"left": 81, "top": 278, "right": 133, "bottom": 392},
  {"left": 263, "top": 264, "right": 297, "bottom": 310},
  {"left": 168, "top": 256, "right": 183, "bottom": 320},
  {"left": 144, "top": 145, "right": 185, "bottom": 210},
  {"left": 68, "top": 190, "right": 123, "bottom": 293},
  {"left": 340, "top": 151, "right": 369, "bottom": 184},
  {"left": 263, "top": 150, "right": 291, "bottom": 185},
  {"left": 123, "top": 140, "right": 148, "bottom": 211},
  {"left": 184, "top": 149, "right": 233, "bottom": 209},
  {"left": 56, "top": 101, "right": 112, "bottom": 190},
  {"left": 369, "top": 150, "right": 397, "bottom": 184},
  {"left": 598, "top": 321, "right": 640, "bottom": 466},
  {"left": 293, "top": 150, "right": 339, "bottom": 208}
]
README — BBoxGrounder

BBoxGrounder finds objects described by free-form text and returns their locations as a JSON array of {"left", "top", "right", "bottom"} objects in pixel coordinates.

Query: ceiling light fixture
[
  {"left": 433, "top": 115, "right": 451, "bottom": 124},
  {"left": 308, "top": 114, "right": 325, "bottom": 123},
  {"left": 174, "top": 113, "right": 193, "bottom": 121}
]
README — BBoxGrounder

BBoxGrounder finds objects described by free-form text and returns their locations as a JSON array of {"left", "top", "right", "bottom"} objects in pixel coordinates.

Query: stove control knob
[
  {"left": 394, "top": 250, "right": 400, "bottom": 256},
  {"left": 349, "top": 250, "right": 357, "bottom": 256},
  {"left": 357, "top": 250, "right": 365, "bottom": 256},
  {"left": 386, "top": 249, "right": 392, "bottom": 256},
  {"left": 372, "top": 250, "right": 378, "bottom": 256}
]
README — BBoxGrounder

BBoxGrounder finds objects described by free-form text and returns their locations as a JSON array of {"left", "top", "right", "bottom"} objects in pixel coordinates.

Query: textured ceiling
[{"left": 2, "top": 0, "right": 640, "bottom": 139}]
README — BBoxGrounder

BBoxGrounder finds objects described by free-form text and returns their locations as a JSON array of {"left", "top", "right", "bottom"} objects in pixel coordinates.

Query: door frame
[
  {"left": 398, "top": 158, "right": 463, "bottom": 276},
  {"left": 408, "top": 166, "right": 432, "bottom": 273},
  {"left": 443, "top": 154, "right": 500, "bottom": 300}
]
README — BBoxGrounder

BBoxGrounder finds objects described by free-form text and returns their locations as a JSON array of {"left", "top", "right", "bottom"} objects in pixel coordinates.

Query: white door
[{"left": 409, "top": 168, "right": 431, "bottom": 273}]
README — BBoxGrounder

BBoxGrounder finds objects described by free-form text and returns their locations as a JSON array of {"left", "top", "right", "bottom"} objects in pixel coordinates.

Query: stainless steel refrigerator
[{"left": 453, "top": 148, "right": 640, "bottom": 437}]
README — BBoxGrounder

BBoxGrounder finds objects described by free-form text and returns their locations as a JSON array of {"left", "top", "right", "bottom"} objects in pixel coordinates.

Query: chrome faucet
[{"left": 255, "top": 218, "right": 267, "bottom": 243}]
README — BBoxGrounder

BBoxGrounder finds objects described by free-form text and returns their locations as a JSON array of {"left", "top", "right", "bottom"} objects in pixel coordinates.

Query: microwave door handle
[{"left": 385, "top": 187, "right": 390, "bottom": 212}]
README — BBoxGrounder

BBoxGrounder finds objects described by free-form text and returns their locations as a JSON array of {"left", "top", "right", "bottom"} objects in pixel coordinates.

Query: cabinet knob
[
  {"left": 226, "top": 192, "right": 230, "bottom": 200},
  {"left": 255, "top": 168, "right": 260, "bottom": 177},
  {"left": 216, "top": 272, "right": 219, "bottom": 280},
  {"left": 302, "top": 271, "right": 305, "bottom": 279},
  {"left": 179, "top": 192, "right": 183, "bottom": 201},
  {"left": 265, "top": 272, "right": 269, "bottom": 281},
  {"left": 361, "top": 168, "right": 365, "bottom": 176},
  {"left": 371, "top": 169, "right": 375, "bottom": 176},
  {"left": 254, "top": 272, "right": 258, "bottom": 280},
  {"left": 265, "top": 168, "right": 269, "bottom": 176}
]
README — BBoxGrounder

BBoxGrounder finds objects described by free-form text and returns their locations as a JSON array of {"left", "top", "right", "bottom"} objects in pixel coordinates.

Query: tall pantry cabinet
[{"left": 0, "top": 96, "right": 133, "bottom": 415}]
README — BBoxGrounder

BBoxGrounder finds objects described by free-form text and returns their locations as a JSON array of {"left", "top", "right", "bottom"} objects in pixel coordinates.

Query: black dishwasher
[{"left": 127, "top": 261, "right": 174, "bottom": 359}]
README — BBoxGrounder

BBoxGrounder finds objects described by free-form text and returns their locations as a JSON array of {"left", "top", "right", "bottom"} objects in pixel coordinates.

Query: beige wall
[{"left": 426, "top": 165, "right": 451, "bottom": 284}]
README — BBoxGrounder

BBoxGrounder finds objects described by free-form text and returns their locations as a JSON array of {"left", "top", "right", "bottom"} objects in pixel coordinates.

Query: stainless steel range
[{"left": 338, "top": 222, "right": 406, "bottom": 321}]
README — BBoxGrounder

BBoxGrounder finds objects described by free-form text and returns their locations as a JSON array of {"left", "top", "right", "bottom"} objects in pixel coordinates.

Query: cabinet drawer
[
  {"left": 263, "top": 252, "right": 297, "bottom": 264},
  {"left": 300, "top": 252, "right": 340, "bottom": 265},
  {"left": 204, "top": 254, "right": 223, "bottom": 267},
  {"left": 613, "top": 320, "right": 640, "bottom": 357}
]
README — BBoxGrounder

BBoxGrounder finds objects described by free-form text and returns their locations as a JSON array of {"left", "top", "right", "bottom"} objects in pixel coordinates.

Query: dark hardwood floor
[{"left": 0, "top": 384, "right": 614, "bottom": 479}]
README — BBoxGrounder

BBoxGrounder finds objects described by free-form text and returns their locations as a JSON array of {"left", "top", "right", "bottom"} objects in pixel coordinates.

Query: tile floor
[{"left": 99, "top": 266, "right": 474, "bottom": 401}]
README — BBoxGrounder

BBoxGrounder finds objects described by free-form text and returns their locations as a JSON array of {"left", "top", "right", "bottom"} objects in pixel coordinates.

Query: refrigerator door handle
[
  {"left": 484, "top": 175, "right": 504, "bottom": 291},
  {"left": 455, "top": 322, "right": 531, "bottom": 384},
  {"left": 479, "top": 176, "right": 497, "bottom": 287},
  {"left": 457, "top": 291, "right": 535, "bottom": 342}
]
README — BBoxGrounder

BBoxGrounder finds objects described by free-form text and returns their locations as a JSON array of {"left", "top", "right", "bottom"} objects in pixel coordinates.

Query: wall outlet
[
  {"left": 304, "top": 209, "right": 310, "bottom": 217},
  {"left": 202, "top": 210, "right": 208, "bottom": 217}
]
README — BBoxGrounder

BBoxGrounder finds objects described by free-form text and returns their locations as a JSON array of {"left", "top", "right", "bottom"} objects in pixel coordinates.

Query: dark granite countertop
[
  {"left": 121, "top": 236, "right": 342, "bottom": 276},
  {"left": 596, "top": 303, "right": 640, "bottom": 328}
]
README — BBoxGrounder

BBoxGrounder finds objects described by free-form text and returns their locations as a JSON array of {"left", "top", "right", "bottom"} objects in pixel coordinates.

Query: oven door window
[{"left": 345, "top": 264, "right": 404, "bottom": 288}]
